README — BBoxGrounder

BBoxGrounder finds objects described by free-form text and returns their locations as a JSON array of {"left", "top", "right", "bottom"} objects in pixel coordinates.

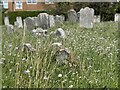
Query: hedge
[{"left": 2, "top": 10, "right": 55, "bottom": 25}]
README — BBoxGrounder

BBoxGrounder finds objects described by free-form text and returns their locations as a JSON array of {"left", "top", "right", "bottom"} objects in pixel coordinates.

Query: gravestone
[
  {"left": 16, "top": 17, "right": 23, "bottom": 28},
  {"left": 4, "top": 16, "right": 10, "bottom": 25},
  {"left": 67, "top": 9, "right": 77, "bottom": 23},
  {"left": 79, "top": 7, "right": 94, "bottom": 28},
  {"left": 14, "top": 21, "right": 19, "bottom": 27},
  {"left": 55, "top": 28, "right": 66, "bottom": 38},
  {"left": 49, "top": 15, "right": 55, "bottom": 27},
  {"left": 24, "top": 17, "right": 35, "bottom": 31},
  {"left": 33, "top": 17, "right": 39, "bottom": 27},
  {"left": 114, "top": 13, "right": 120, "bottom": 22},
  {"left": 23, "top": 43, "right": 36, "bottom": 55},
  {"left": 6, "top": 24, "right": 14, "bottom": 33},
  {"left": 61, "top": 15, "right": 65, "bottom": 21},
  {"left": 55, "top": 15, "right": 64, "bottom": 25},
  {"left": 37, "top": 13, "right": 49, "bottom": 29},
  {"left": 55, "top": 48, "right": 71, "bottom": 64},
  {"left": 32, "top": 28, "right": 47, "bottom": 37},
  {"left": 93, "top": 15, "right": 100, "bottom": 23}
]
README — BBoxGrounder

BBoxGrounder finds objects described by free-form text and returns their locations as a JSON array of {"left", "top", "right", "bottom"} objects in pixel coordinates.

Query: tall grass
[{"left": 2, "top": 22, "right": 118, "bottom": 88}]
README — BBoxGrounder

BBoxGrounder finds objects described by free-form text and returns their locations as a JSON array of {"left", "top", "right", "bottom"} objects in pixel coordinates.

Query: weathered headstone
[
  {"left": 55, "top": 15, "right": 64, "bottom": 25},
  {"left": 32, "top": 28, "right": 47, "bottom": 37},
  {"left": 4, "top": 16, "right": 9, "bottom": 25},
  {"left": 24, "top": 17, "right": 35, "bottom": 31},
  {"left": 14, "top": 21, "right": 19, "bottom": 27},
  {"left": 6, "top": 24, "right": 14, "bottom": 33},
  {"left": 33, "top": 17, "right": 39, "bottom": 27},
  {"left": 114, "top": 13, "right": 120, "bottom": 22},
  {"left": 55, "top": 28, "right": 66, "bottom": 38},
  {"left": 37, "top": 13, "right": 49, "bottom": 29},
  {"left": 49, "top": 15, "right": 55, "bottom": 27},
  {"left": 55, "top": 48, "right": 71, "bottom": 64},
  {"left": 16, "top": 17, "right": 23, "bottom": 28},
  {"left": 67, "top": 9, "right": 77, "bottom": 23},
  {"left": 23, "top": 43, "right": 36, "bottom": 57},
  {"left": 79, "top": 7, "right": 94, "bottom": 28},
  {"left": 61, "top": 15, "right": 65, "bottom": 21},
  {"left": 93, "top": 15, "right": 100, "bottom": 23}
]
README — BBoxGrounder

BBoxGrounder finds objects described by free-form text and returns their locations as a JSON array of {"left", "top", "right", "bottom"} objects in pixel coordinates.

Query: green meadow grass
[{"left": 2, "top": 22, "right": 118, "bottom": 88}]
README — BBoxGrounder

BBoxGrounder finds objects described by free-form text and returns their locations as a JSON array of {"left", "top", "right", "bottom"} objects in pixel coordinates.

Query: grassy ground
[{"left": 1, "top": 22, "right": 118, "bottom": 88}]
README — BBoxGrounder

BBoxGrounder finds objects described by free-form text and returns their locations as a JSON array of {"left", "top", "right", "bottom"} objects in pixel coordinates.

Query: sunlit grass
[{"left": 1, "top": 22, "right": 118, "bottom": 88}]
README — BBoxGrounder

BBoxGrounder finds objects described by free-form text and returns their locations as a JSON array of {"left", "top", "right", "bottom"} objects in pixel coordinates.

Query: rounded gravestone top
[{"left": 55, "top": 48, "right": 71, "bottom": 64}]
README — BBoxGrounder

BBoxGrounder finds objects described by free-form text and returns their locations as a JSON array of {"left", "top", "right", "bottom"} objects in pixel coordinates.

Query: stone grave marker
[
  {"left": 33, "top": 17, "right": 39, "bottom": 27},
  {"left": 115, "top": 13, "right": 120, "bottom": 22},
  {"left": 24, "top": 17, "right": 35, "bottom": 31},
  {"left": 67, "top": 9, "right": 77, "bottom": 23},
  {"left": 6, "top": 24, "right": 14, "bottom": 33},
  {"left": 49, "top": 15, "right": 55, "bottom": 28},
  {"left": 93, "top": 15, "right": 100, "bottom": 23},
  {"left": 4, "top": 16, "right": 10, "bottom": 25},
  {"left": 55, "top": 48, "right": 71, "bottom": 64},
  {"left": 55, "top": 15, "right": 64, "bottom": 25},
  {"left": 79, "top": 7, "right": 94, "bottom": 28},
  {"left": 14, "top": 21, "right": 19, "bottom": 27},
  {"left": 37, "top": 13, "right": 49, "bottom": 29},
  {"left": 16, "top": 17, "right": 23, "bottom": 28},
  {"left": 32, "top": 28, "right": 47, "bottom": 37},
  {"left": 55, "top": 28, "right": 66, "bottom": 38}
]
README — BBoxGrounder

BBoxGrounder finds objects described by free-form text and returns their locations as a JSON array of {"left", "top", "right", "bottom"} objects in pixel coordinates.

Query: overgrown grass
[{"left": 2, "top": 22, "right": 118, "bottom": 88}]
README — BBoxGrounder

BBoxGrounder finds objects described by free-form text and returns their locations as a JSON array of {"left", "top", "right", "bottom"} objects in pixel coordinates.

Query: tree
[{"left": 52, "top": 2, "right": 120, "bottom": 21}]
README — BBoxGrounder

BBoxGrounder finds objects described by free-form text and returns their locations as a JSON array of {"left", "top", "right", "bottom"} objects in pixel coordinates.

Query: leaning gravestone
[
  {"left": 49, "top": 15, "right": 55, "bottom": 28},
  {"left": 4, "top": 16, "right": 10, "bottom": 25},
  {"left": 55, "top": 48, "right": 71, "bottom": 64},
  {"left": 6, "top": 24, "right": 14, "bottom": 33},
  {"left": 24, "top": 17, "right": 35, "bottom": 31},
  {"left": 79, "top": 7, "right": 94, "bottom": 28},
  {"left": 114, "top": 13, "right": 120, "bottom": 22},
  {"left": 67, "top": 9, "right": 77, "bottom": 23},
  {"left": 55, "top": 28, "right": 66, "bottom": 38},
  {"left": 55, "top": 15, "right": 64, "bottom": 25},
  {"left": 93, "top": 15, "right": 100, "bottom": 23},
  {"left": 37, "top": 13, "right": 49, "bottom": 29},
  {"left": 16, "top": 17, "right": 23, "bottom": 28},
  {"left": 61, "top": 15, "right": 65, "bottom": 22}
]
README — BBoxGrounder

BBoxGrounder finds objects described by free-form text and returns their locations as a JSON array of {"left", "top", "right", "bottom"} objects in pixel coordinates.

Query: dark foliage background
[{"left": 1, "top": 2, "right": 120, "bottom": 24}]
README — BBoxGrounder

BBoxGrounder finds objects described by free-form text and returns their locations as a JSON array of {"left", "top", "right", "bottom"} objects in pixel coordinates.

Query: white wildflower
[
  {"left": 9, "top": 44, "right": 12, "bottom": 48},
  {"left": 1, "top": 58, "right": 6, "bottom": 61},
  {"left": 22, "top": 58, "right": 26, "bottom": 61},
  {"left": 15, "top": 47, "right": 19, "bottom": 50},
  {"left": 43, "top": 76, "right": 49, "bottom": 80},
  {"left": 9, "top": 69, "right": 12, "bottom": 72},
  {"left": 58, "top": 74, "right": 62, "bottom": 77},
  {"left": 69, "top": 85, "right": 73, "bottom": 88},
  {"left": 24, "top": 69, "right": 30, "bottom": 74}
]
